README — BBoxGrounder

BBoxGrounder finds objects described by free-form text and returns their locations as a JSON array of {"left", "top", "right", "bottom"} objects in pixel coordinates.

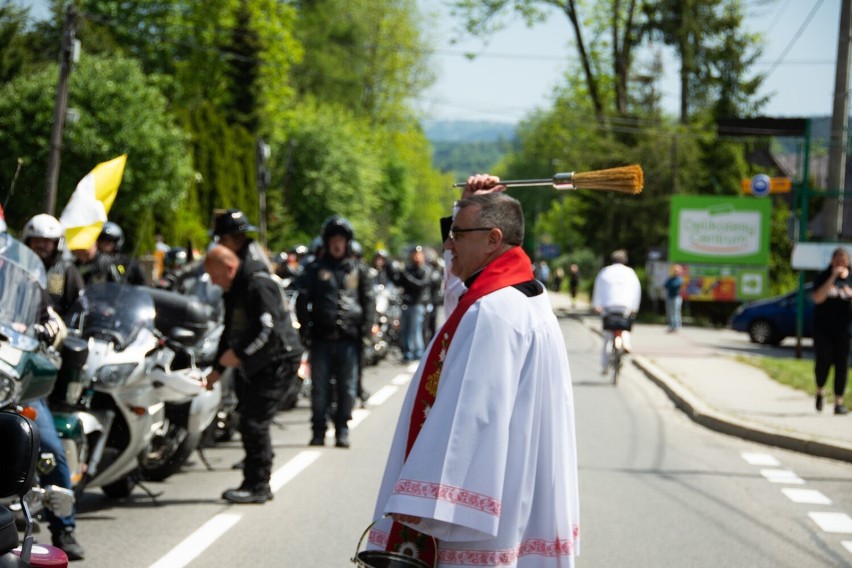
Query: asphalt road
[{"left": 59, "top": 318, "right": 851, "bottom": 567}]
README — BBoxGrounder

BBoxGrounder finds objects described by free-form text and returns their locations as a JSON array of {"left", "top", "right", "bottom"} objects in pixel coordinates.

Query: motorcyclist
[
  {"left": 296, "top": 215, "right": 375, "bottom": 448},
  {"left": 96, "top": 221, "right": 146, "bottom": 284},
  {"left": 72, "top": 221, "right": 145, "bottom": 285},
  {"left": 23, "top": 214, "right": 85, "bottom": 316},
  {"left": 22, "top": 214, "right": 84, "bottom": 561},
  {"left": 211, "top": 208, "right": 272, "bottom": 274}
]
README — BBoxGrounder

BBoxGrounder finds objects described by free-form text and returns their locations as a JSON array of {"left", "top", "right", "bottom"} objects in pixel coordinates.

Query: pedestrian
[
  {"left": 810, "top": 247, "right": 851, "bottom": 415},
  {"left": 295, "top": 215, "right": 375, "bottom": 448},
  {"left": 569, "top": 263, "right": 580, "bottom": 306},
  {"left": 664, "top": 264, "right": 684, "bottom": 333},
  {"left": 22, "top": 214, "right": 86, "bottom": 561},
  {"left": 592, "top": 249, "right": 641, "bottom": 373},
  {"left": 395, "top": 245, "right": 431, "bottom": 362},
  {"left": 552, "top": 266, "right": 565, "bottom": 292},
  {"left": 367, "top": 181, "right": 580, "bottom": 567},
  {"left": 534, "top": 260, "right": 551, "bottom": 287},
  {"left": 204, "top": 245, "right": 305, "bottom": 503}
]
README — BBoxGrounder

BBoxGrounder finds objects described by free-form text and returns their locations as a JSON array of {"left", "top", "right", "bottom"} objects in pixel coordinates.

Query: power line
[{"left": 763, "top": 0, "right": 827, "bottom": 79}]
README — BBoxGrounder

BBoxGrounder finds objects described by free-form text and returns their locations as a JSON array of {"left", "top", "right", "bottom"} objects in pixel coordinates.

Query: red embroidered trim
[
  {"left": 438, "top": 530, "right": 579, "bottom": 565},
  {"left": 393, "top": 479, "right": 501, "bottom": 516},
  {"left": 367, "top": 527, "right": 390, "bottom": 548}
]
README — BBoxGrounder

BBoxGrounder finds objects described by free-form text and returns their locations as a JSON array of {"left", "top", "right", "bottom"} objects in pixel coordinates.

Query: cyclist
[{"left": 592, "top": 249, "right": 641, "bottom": 375}]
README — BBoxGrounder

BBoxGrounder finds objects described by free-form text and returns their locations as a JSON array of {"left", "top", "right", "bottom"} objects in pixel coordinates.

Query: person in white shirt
[{"left": 592, "top": 249, "right": 641, "bottom": 373}]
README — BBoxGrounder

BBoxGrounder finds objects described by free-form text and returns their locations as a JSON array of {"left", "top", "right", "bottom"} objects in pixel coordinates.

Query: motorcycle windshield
[
  {"left": 69, "top": 283, "right": 156, "bottom": 349},
  {"left": 0, "top": 233, "right": 48, "bottom": 343}
]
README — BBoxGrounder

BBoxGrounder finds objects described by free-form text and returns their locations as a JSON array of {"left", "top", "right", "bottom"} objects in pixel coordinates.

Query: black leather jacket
[
  {"left": 296, "top": 255, "right": 375, "bottom": 342},
  {"left": 218, "top": 261, "right": 304, "bottom": 378}
]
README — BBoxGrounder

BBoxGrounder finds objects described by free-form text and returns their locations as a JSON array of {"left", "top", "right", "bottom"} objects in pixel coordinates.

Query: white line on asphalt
[
  {"left": 271, "top": 450, "right": 322, "bottom": 492},
  {"left": 760, "top": 468, "right": 805, "bottom": 484},
  {"left": 368, "top": 385, "right": 399, "bottom": 406},
  {"left": 740, "top": 452, "right": 780, "bottom": 466},
  {"left": 843, "top": 541, "right": 852, "bottom": 554},
  {"left": 780, "top": 488, "right": 832, "bottom": 505},
  {"left": 148, "top": 513, "right": 242, "bottom": 568},
  {"left": 407, "top": 362, "right": 419, "bottom": 373},
  {"left": 391, "top": 373, "right": 412, "bottom": 386},
  {"left": 808, "top": 512, "right": 852, "bottom": 533},
  {"left": 349, "top": 408, "right": 370, "bottom": 429}
]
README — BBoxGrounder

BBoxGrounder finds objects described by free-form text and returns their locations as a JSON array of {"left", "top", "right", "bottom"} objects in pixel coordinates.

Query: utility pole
[
  {"left": 823, "top": 0, "right": 851, "bottom": 240},
  {"left": 44, "top": 3, "right": 78, "bottom": 216}
]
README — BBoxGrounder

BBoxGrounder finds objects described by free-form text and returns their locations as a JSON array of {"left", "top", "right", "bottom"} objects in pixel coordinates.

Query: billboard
[{"left": 668, "top": 196, "right": 771, "bottom": 265}]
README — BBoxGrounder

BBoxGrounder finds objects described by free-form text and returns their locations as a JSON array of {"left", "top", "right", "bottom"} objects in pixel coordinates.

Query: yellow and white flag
[{"left": 59, "top": 154, "right": 126, "bottom": 250}]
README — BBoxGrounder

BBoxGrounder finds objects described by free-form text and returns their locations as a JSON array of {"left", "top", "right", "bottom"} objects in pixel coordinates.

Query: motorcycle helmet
[
  {"left": 320, "top": 215, "right": 354, "bottom": 243},
  {"left": 23, "top": 214, "right": 66, "bottom": 250},
  {"left": 164, "top": 247, "right": 189, "bottom": 270},
  {"left": 213, "top": 208, "right": 258, "bottom": 237},
  {"left": 291, "top": 244, "right": 309, "bottom": 257},
  {"left": 98, "top": 221, "right": 125, "bottom": 251}
]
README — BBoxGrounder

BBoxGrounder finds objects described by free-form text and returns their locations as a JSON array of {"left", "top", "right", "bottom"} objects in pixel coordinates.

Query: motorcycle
[
  {"left": 54, "top": 283, "right": 167, "bottom": 498},
  {"left": 0, "top": 411, "right": 69, "bottom": 567},
  {"left": 138, "top": 286, "right": 222, "bottom": 481},
  {"left": 362, "top": 283, "right": 402, "bottom": 367}
]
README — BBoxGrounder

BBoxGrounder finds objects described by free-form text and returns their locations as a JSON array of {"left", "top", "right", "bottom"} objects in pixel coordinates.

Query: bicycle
[{"left": 602, "top": 311, "right": 634, "bottom": 386}]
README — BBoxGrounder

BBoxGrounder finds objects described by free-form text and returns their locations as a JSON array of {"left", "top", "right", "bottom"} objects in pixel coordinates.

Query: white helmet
[{"left": 23, "top": 214, "right": 66, "bottom": 250}]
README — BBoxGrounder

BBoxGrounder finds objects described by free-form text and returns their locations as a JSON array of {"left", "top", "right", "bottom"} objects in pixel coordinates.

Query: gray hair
[
  {"left": 458, "top": 193, "right": 524, "bottom": 246},
  {"left": 611, "top": 249, "right": 628, "bottom": 264}
]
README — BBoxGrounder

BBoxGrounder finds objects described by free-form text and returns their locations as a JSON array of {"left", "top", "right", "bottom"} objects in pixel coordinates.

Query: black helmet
[
  {"left": 213, "top": 209, "right": 258, "bottom": 237},
  {"left": 291, "top": 244, "right": 309, "bottom": 257},
  {"left": 320, "top": 215, "right": 354, "bottom": 243},
  {"left": 165, "top": 247, "right": 189, "bottom": 269},
  {"left": 98, "top": 221, "right": 125, "bottom": 251}
]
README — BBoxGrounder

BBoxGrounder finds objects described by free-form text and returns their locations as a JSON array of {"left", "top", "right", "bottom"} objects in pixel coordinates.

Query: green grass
[{"left": 735, "top": 355, "right": 851, "bottom": 398}]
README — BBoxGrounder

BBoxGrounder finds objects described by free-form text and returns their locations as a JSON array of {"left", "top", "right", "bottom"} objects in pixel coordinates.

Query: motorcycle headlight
[{"left": 95, "top": 363, "right": 137, "bottom": 387}]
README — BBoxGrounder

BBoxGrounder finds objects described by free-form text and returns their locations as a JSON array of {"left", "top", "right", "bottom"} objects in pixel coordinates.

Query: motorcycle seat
[
  {"left": 0, "top": 412, "right": 38, "bottom": 499},
  {"left": 0, "top": 507, "right": 17, "bottom": 555}
]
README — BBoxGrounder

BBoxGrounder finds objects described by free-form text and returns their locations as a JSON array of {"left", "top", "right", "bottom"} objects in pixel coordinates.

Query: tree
[
  {"left": 0, "top": 0, "right": 30, "bottom": 84},
  {"left": 0, "top": 54, "right": 193, "bottom": 249}
]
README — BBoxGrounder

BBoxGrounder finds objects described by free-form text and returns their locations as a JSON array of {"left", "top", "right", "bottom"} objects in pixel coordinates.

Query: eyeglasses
[{"left": 447, "top": 226, "right": 493, "bottom": 242}]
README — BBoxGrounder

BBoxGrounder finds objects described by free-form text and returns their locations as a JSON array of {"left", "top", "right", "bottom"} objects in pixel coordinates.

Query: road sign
[{"left": 740, "top": 176, "right": 792, "bottom": 195}]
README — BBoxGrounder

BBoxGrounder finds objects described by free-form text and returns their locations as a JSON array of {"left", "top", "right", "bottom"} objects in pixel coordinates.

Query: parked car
[{"left": 728, "top": 284, "right": 814, "bottom": 345}]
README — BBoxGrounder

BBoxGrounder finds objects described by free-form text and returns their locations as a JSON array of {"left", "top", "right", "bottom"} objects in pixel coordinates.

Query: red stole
[{"left": 384, "top": 246, "right": 534, "bottom": 564}]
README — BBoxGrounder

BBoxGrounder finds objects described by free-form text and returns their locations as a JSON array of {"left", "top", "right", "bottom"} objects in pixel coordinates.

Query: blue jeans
[
  {"left": 309, "top": 338, "right": 359, "bottom": 438},
  {"left": 400, "top": 303, "right": 426, "bottom": 360},
  {"left": 33, "top": 398, "right": 75, "bottom": 534},
  {"left": 666, "top": 296, "right": 682, "bottom": 330}
]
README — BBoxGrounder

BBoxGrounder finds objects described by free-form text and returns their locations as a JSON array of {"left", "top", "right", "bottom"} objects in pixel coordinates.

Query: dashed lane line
[
  {"left": 149, "top": 370, "right": 411, "bottom": 568},
  {"left": 740, "top": 452, "right": 780, "bottom": 467},
  {"left": 148, "top": 513, "right": 242, "bottom": 568},
  {"left": 781, "top": 488, "right": 832, "bottom": 505},
  {"left": 843, "top": 541, "right": 852, "bottom": 554},
  {"left": 760, "top": 468, "right": 805, "bottom": 484},
  {"left": 808, "top": 512, "right": 852, "bottom": 534}
]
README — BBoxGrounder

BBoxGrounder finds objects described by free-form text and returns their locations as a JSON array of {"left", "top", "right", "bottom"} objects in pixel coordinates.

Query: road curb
[{"left": 631, "top": 355, "right": 852, "bottom": 464}]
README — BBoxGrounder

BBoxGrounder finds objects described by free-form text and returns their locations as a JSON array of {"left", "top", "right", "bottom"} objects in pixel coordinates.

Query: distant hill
[
  {"left": 423, "top": 120, "right": 516, "bottom": 143},
  {"left": 423, "top": 120, "right": 517, "bottom": 176}
]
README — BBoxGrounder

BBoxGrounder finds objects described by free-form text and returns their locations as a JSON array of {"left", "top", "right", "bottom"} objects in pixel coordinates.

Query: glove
[{"left": 43, "top": 485, "right": 75, "bottom": 518}]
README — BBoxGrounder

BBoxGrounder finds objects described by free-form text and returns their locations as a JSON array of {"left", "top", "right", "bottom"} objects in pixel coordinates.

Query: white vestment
[{"left": 370, "top": 286, "right": 580, "bottom": 567}]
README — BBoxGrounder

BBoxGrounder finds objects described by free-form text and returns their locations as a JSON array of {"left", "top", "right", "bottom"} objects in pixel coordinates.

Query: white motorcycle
[
  {"left": 54, "top": 283, "right": 167, "bottom": 498},
  {"left": 138, "top": 287, "right": 222, "bottom": 481}
]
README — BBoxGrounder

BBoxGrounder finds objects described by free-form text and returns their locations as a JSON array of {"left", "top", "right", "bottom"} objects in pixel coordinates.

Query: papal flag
[{"left": 59, "top": 154, "right": 126, "bottom": 250}]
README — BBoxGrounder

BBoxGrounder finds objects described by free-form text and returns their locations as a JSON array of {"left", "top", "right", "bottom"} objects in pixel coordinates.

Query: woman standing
[{"left": 811, "top": 248, "right": 852, "bottom": 415}]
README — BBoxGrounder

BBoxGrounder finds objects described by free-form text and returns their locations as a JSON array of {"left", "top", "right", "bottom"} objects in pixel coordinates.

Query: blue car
[{"left": 728, "top": 285, "right": 814, "bottom": 345}]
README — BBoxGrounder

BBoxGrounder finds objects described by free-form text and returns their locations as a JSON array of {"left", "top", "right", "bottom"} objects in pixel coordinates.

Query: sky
[
  {"left": 19, "top": 0, "right": 844, "bottom": 124},
  {"left": 416, "top": 0, "right": 843, "bottom": 123}
]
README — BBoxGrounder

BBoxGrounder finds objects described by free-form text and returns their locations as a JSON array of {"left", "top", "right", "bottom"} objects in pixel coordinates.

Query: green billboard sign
[{"left": 668, "top": 196, "right": 771, "bottom": 265}]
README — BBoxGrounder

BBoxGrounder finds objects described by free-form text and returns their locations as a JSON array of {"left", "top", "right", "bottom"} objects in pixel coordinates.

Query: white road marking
[
  {"left": 781, "top": 488, "right": 832, "bottom": 505},
  {"left": 391, "top": 373, "right": 412, "bottom": 386},
  {"left": 148, "top": 513, "right": 242, "bottom": 568},
  {"left": 741, "top": 452, "right": 780, "bottom": 466},
  {"left": 842, "top": 541, "right": 852, "bottom": 554},
  {"left": 270, "top": 450, "right": 322, "bottom": 492},
  {"left": 368, "top": 385, "right": 399, "bottom": 406},
  {"left": 349, "top": 408, "right": 370, "bottom": 429},
  {"left": 406, "top": 362, "right": 419, "bottom": 373},
  {"left": 808, "top": 512, "right": 852, "bottom": 533},
  {"left": 760, "top": 468, "right": 805, "bottom": 484}
]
